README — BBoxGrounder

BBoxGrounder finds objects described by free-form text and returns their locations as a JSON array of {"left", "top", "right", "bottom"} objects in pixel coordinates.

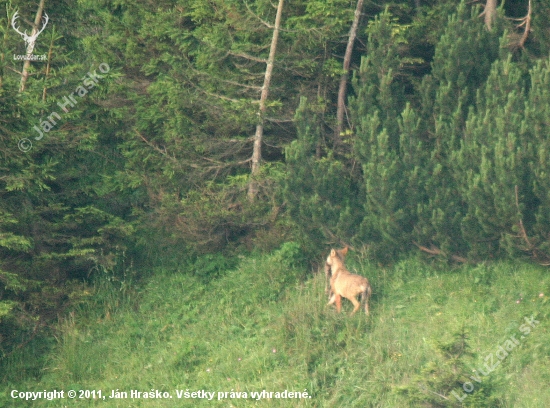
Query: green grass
[{"left": 1, "top": 248, "right": 549, "bottom": 407}]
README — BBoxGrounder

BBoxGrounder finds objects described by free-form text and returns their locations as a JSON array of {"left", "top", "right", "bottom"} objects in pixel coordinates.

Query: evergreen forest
[{"left": 1, "top": 0, "right": 550, "bottom": 406}]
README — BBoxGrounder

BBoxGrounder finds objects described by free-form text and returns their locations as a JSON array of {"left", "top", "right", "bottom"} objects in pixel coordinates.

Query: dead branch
[
  {"left": 319, "top": 226, "right": 356, "bottom": 251},
  {"left": 243, "top": 1, "right": 315, "bottom": 34},
  {"left": 514, "top": 184, "right": 532, "bottom": 249},
  {"left": 135, "top": 130, "right": 179, "bottom": 163},
  {"left": 228, "top": 51, "right": 268, "bottom": 64},
  {"left": 514, "top": 185, "right": 550, "bottom": 265},
  {"left": 265, "top": 117, "right": 293, "bottom": 123},
  {"left": 517, "top": 0, "right": 532, "bottom": 48},
  {"left": 220, "top": 78, "right": 262, "bottom": 91},
  {"left": 181, "top": 55, "right": 262, "bottom": 94},
  {"left": 6, "top": 66, "right": 23, "bottom": 75},
  {"left": 412, "top": 241, "right": 468, "bottom": 263},
  {"left": 244, "top": 1, "right": 274, "bottom": 29},
  {"left": 506, "top": 0, "right": 532, "bottom": 49}
]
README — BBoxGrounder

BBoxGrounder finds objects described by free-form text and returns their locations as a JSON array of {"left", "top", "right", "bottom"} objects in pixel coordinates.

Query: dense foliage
[
  {"left": 286, "top": 2, "right": 550, "bottom": 264},
  {"left": 0, "top": 0, "right": 549, "bottom": 365}
]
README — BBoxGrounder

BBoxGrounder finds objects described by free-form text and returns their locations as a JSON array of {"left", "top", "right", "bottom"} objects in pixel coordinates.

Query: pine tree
[
  {"left": 351, "top": 10, "right": 423, "bottom": 258},
  {"left": 526, "top": 57, "right": 550, "bottom": 261},
  {"left": 454, "top": 52, "right": 550, "bottom": 262}
]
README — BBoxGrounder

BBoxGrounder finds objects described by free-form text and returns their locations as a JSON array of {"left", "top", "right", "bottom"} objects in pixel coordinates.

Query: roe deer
[{"left": 325, "top": 247, "right": 372, "bottom": 316}]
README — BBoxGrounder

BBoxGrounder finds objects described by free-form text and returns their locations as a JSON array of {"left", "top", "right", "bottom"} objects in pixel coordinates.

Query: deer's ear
[
  {"left": 330, "top": 249, "right": 336, "bottom": 257},
  {"left": 341, "top": 247, "right": 348, "bottom": 256}
]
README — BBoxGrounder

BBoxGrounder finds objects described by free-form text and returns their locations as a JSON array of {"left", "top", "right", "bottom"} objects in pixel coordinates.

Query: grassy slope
[{"left": 2, "top": 248, "right": 549, "bottom": 407}]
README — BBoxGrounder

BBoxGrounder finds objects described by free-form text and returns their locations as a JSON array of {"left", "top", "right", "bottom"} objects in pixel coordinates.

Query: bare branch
[
  {"left": 219, "top": 78, "right": 262, "bottom": 91},
  {"left": 6, "top": 66, "right": 23, "bottom": 75},
  {"left": 512, "top": 185, "right": 550, "bottom": 265},
  {"left": 228, "top": 51, "right": 268, "bottom": 64},
  {"left": 187, "top": 79, "right": 244, "bottom": 103},
  {"left": 412, "top": 241, "right": 468, "bottom": 263},
  {"left": 180, "top": 54, "right": 262, "bottom": 93},
  {"left": 265, "top": 117, "right": 293, "bottom": 123},
  {"left": 135, "top": 130, "right": 180, "bottom": 164},
  {"left": 244, "top": 1, "right": 274, "bottom": 29},
  {"left": 202, "top": 90, "right": 242, "bottom": 103},
  {"left": 514, "top": 184, "right": 533, "bottom": 249}
]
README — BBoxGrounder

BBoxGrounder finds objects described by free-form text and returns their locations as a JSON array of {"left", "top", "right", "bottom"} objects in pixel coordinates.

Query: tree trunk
[
  {"left": 42, "top": 28, "right": 56, "bottom": 101},
  {"left": 248, "top": 0, "right": 284, "bottom": 200},
  {"left": 335, "top": 0, "right": 364, "bottom": 143},
  {"left": 483, "top": 0, "right": 497, "bottom": 31},
  {"left": 518, "top": 0, "right": 532, "bottom": 48},
  {"left": 19, "top": 0, "right": 46, "bottom": 93}
]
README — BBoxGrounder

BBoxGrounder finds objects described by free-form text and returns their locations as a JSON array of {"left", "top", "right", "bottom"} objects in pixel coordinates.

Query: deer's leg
[{"left": 335, "top": 294, "right": 342, "bottom": 313}]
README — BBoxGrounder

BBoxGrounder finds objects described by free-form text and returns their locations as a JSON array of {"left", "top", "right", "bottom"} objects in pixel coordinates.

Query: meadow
[{"left": 2, "top": 244, "right": 549, "bottom": 407}]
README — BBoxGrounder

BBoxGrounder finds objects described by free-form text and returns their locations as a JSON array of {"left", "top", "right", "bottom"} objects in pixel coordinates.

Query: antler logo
[{"left": 11, "top": 11, "right": 49, "bottom": 55}]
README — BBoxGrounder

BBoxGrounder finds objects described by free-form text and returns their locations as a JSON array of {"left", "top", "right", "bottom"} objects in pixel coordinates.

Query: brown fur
[{"left": 325, "top": 247, "right": 372, "bottom": 316}]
